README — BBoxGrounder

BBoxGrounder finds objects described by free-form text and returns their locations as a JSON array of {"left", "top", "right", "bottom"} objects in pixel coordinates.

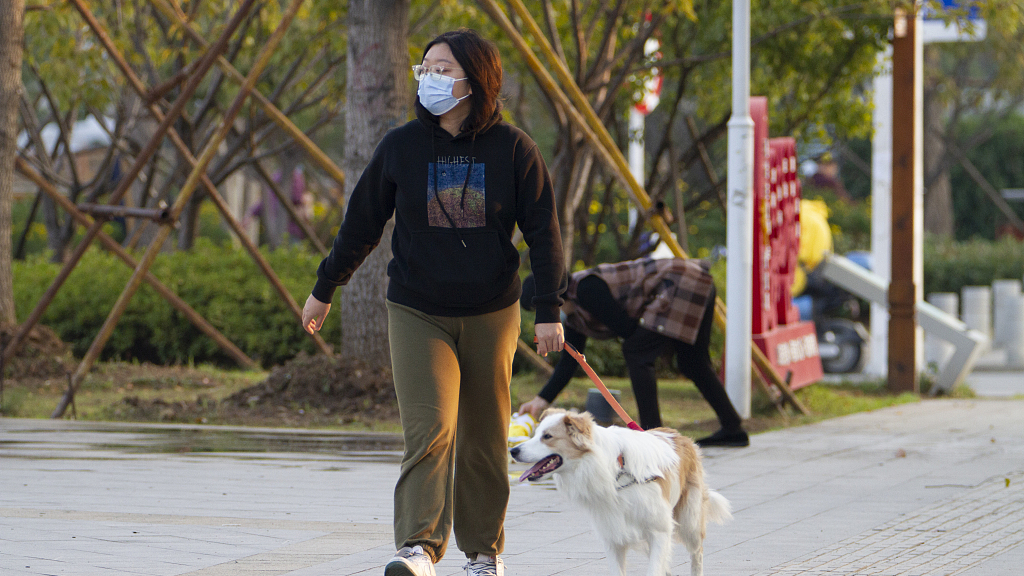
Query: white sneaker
[
  {"left": 385, "top": 545, "right": 435, "bottom": 576},
  {"left": 463, "top": 554, "right": 505, "bottom": 576}
]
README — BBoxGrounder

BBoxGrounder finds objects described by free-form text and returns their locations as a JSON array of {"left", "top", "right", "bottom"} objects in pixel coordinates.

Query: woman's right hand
[
  {"left": 518, "top": 396, "right": 550, "bottom": 420},
  {"left": 301, "top": 294, "right": 331, "bottom": 334}
]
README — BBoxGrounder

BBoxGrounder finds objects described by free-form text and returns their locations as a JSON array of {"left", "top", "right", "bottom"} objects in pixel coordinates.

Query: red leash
[{"left": 560, "top": 342, "right": 643, "bottom": 431}]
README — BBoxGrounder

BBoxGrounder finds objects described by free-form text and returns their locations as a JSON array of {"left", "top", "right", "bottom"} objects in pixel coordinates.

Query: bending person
[{"left": 518, "top": 257, "right": 748, "bottom": 448}]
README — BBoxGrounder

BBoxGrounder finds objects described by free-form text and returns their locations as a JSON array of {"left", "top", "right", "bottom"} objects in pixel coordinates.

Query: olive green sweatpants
[{"left": 386, "top": 299, "right": 520, "bottom": 562}]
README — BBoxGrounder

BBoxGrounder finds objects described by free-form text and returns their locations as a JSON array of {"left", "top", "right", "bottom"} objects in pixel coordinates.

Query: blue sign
[{"left": 924, "top": 1, "right": 983, "bottom": 21}]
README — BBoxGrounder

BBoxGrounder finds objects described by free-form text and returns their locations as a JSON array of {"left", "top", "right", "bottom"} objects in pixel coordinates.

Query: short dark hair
[{"left": 419, "top": 28, "right": 503, "bottom": 134}]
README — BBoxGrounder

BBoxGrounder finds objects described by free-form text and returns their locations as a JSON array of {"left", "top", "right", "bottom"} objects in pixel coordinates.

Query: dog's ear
[
  {"left": 563, "top": 412, "right": 594, "bottom": 449},
  {"left": 540, "top": 407, "right": 566, "bottom": 421}
]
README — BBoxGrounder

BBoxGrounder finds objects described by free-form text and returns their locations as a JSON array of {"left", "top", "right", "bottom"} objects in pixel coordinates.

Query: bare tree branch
[{"left": 947, "top": 141, "right": 1024, "bottom": 232}]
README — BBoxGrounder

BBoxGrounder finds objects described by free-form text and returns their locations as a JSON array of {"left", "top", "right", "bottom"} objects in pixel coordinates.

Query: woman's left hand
[{"left": 534, "top": 322, "right": 564, "bottom": 356}]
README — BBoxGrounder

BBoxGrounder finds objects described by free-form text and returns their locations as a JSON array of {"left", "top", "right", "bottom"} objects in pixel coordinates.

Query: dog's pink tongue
[{"left": 518, "top": 462, "right": 545, "bottom": 483}]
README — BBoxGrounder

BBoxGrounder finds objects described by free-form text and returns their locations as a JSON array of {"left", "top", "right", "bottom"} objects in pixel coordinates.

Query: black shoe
[{"left": 696, "top": 427, "right": 749, "bottom": 448}]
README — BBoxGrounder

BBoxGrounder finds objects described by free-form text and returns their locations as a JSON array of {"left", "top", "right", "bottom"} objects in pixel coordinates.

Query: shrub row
[
  {"left": 923, "top": 236, "right": 1024, "bottom": 296},
  {"left": 15, "top": 236, "right": 1020, "bottom": 370},
  {"left": 14, "top": 240, "right": 337, "bottom": 367}
]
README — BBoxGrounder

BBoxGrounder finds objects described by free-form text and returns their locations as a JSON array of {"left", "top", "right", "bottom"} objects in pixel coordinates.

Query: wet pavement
[{"left": 2, "top": 373, "right": 1023, "bottom": 576}]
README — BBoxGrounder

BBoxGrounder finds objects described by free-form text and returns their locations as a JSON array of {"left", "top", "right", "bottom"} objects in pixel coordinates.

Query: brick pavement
[{"left": 2, "top": 396, "right": 1023, "bottom": 576}]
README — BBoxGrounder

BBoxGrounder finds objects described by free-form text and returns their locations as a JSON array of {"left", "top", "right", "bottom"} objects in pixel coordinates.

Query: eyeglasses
[{"left": 412, "top": 64, "right": 464, "bottom": 81}]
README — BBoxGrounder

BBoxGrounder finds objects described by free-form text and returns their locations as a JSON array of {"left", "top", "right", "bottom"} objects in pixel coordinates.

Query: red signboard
[{"left": 749, "top": 99, "right": 822, "bottom": 390}]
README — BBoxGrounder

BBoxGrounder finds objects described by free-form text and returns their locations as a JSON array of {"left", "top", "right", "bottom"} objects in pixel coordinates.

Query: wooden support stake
[
  {"left": 13, "top": 157, "right": 258, "bottom": 369},
  {"left": 888, "top": 5, "right": 921, "bottom": 394},
  {"left": 53, "top": 0, "right": 307, "bottom": 418},
  {"left": 69, "top": 0, "right": 330, "bottom": 357},
  {"left": 5, "top": 0, "right": 258, "bottom": 367},
  {"left": 148, "top": 0, "right": 346, "bottom": 202},
  {"left": 517, "top": 339, "right": 554, "bottom": 377}
]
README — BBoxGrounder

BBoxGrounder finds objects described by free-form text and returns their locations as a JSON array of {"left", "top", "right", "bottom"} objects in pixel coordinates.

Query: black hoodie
[{"left": 312, "top": 106, "right": 566, "bottom": 324}]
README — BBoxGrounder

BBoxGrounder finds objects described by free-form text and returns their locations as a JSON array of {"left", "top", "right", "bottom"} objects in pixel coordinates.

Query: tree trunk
[
  {"left": 176, "top": 192, "right": 203, "bottom": 250},
  {"left": 923, "top": 46, "right": 954, "bottom": 237},
  {"left": 0, "top": 0, "right": 26, "bottom": 324},
  {"left": 339, "top": 0, "right": 409, "bottom": 368},
  {"left": 560, "top": 145, "right": 595, "bottom": 263}
]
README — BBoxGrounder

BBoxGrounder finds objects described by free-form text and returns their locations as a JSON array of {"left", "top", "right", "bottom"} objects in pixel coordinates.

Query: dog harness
[{"left": 615, "top": 454, "right": 659, "bottom": 490}]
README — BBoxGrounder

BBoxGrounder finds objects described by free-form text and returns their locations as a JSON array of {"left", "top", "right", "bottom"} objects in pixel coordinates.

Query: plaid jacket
[{"left": 564, "top": 257, "right": 714, "bottom": 345}]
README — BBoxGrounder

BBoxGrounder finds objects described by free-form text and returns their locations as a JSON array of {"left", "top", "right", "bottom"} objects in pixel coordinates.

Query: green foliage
[
  {"left": 437, "top": 0, "right": 891, "bottom": 166},
  {"left": 21, "top": 2, "right": 347, "bottom": 143},
  {"left": 923, "top": 236, "right": 1024, "bottom": 295},
  {"left": 10, "top": 197, "right": 49, "bottom": 257},
  {"left": 666, "top": 0, "right": 890, "bottom": 146},
  {"left": 13, "top": 241, "right": 337, "bottom": 367},
  {"left": 747, "top": 0, "right": 889, "bottom": 143},
  {"left": 950, "top": 114, "right": 1024, "bottom": 240},
  {"left": 838, "top": 136, "right": 872, "bottom": 201},
  {"left": 838, "top": 113, "right": 1024, "bottom": 242},
  {"left": 196, "top": 201, "right": 232, "bottom": 246},
  {"left": 792, "top": 382, "right": 919, "bottom": 417},
  {"left": 22, "top": 4, "right": 118, "bottom": 111},
  {"left": 680, "top": 202, "right": 727, "bottom": 261},
  {"left": 802, "top": 186, "right": 872, "bottom": 254}
]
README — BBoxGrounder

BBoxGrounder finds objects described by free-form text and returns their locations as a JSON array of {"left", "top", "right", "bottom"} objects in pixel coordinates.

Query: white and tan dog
[{"left": 509, "top": 409, "right": 731, "bottom": 576}]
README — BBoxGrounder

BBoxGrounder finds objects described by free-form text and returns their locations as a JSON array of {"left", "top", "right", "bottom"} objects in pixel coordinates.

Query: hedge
[
  {"left": 13, "top": 240, "right": 338, "bottom": 367},
  {"left": 15, "top": 236, "right": 1020, "bottom": 370},
  {"left": 923, "top": 236, "right": 1024, "bottom": 295}
]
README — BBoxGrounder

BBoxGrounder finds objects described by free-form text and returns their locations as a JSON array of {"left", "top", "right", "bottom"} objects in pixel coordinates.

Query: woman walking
[{"left": 301, "top": 29, "right": 566, "bottom": 576}]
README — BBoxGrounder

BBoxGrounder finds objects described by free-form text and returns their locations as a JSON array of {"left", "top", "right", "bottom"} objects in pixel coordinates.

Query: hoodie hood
[{"left": 415, "top": 99, "right": 502, "bottom": 138}]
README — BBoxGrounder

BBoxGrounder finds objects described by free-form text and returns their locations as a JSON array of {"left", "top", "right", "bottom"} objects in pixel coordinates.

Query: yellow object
[
  {"left": 792, "top": 199, "right": 834, "bottom": 295},
  {"left": 507, "top": 412, "right": 537, "bottom": 448}
]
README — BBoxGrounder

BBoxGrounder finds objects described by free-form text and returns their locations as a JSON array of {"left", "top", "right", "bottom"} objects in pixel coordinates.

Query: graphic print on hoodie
[{"left": 427, "top": 156, "right": 485, "bottom": 228}]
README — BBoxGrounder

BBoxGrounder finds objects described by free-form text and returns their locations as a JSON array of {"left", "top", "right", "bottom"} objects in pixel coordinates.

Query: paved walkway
[{"left": 2, "top": 372, "right": 1023, "bottom": 576}]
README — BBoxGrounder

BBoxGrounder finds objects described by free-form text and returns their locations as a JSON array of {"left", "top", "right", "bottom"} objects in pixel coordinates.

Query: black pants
[{"left": 619, "top": 286, "right": 742, "bottom": 431}]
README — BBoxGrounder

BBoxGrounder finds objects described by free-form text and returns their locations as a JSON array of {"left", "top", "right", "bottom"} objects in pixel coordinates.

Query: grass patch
[
  {"left": 511, "top": 373, "right": 924, "bottom": 441},
  {"left": 4, "top": 359, "right": 934, "bottom": 440},
  {"left": 1, "top": 362, "right": 267, "bottom": 423}
]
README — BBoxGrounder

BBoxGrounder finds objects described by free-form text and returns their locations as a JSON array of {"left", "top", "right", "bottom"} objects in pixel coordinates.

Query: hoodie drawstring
[
  {"left": 459, "top": 134, "right": 477, "bottom": 211},
  {"left": 430, "top": 127, "right": 476, "bottom": 248}
]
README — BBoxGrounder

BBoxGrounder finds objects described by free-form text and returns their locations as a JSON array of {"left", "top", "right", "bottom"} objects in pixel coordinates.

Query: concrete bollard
[
  {"left": 585, "top": 388, "right": 622, "bottom": 426},
  {"left": 992, "top": 279, "right": 1023, "bottom": 351},
  {"left": 1008, "top": 294, "right": 1024, "bottom": 369},
  {"left": 926, "top": 293, "right": 958, "bottom": 369},
  {"left": 961, "top": 286, "right": 992, "bottom": 354}
]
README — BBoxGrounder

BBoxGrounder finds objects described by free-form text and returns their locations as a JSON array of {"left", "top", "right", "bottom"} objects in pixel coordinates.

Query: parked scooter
[{"left": 793, "top": 251, "right": 871, "bottom": 373}]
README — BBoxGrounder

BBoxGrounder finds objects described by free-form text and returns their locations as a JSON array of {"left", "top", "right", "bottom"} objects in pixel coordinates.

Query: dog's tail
[{"left": 705, "top": 489, "right": 733, "bottom": 525}]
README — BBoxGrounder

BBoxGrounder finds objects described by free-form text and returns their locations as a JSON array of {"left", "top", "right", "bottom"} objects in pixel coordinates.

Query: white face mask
[{"left": 418, "top": 74, "right": 470, "bottom": 116}]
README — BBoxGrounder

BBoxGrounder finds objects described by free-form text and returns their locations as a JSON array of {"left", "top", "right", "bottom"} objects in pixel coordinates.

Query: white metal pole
[
  {"left": 912, "top": 9, "right": 925, "bottom": 374},
  {"left": 628, "top": 107, "right": 644, "bottom": 234},
  {"left": 726, "top": 0, "right": 753, "bottom": 418},
  {"left": 868, "top": 47, "right": 892, "bottom": 378}
]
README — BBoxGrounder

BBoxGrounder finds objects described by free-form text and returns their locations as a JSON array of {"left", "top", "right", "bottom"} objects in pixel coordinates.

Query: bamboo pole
[
  {"left": 53, "top": 0, "right": 309, "bottom": 418},
  {"left": 67, "top": 0, "right": 331, "bottom": 357},
  {"left": 517, "top": 339, "right": 554, "bottom": 377},
  {"left": 4, "top": 0, "right": 258, "bottom": 368},
  {"left": 477, "top": 0, "right": 808, "bottom": 415},
  {"left": 12, "top": 158, "right": 258, "bottom": 369},
  {"left": 148, "top": 0, "right": 346, "bottom": 199}
]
